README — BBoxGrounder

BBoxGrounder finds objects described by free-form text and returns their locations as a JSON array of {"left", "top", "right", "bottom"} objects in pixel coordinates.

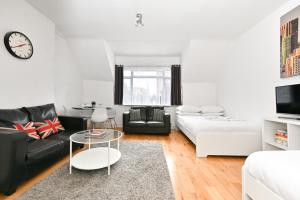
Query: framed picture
[{"left": 280, "top": 5, "right": 300, "bottom": 78}]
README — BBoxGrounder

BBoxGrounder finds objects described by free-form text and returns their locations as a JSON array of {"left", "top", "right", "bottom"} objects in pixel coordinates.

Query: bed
[
  {"left": 242, "top": 150, "right": 300, "bottom": 200},
  {"left": 176, "top": 114, "right": 262, "bottom": 157}
]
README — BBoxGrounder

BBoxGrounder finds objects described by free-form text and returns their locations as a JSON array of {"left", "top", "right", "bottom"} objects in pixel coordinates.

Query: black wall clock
[{"left": 4, "top": 31, "right": 33, "bottom": 59}]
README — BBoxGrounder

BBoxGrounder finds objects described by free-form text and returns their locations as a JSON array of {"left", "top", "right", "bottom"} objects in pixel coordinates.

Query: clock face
[{"left": 4, "top": 32, "right": 33, "bottom": 59}]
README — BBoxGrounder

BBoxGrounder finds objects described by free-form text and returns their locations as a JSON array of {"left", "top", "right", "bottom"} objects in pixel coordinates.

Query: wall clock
[{"left": 4, "top": 31, "right": 33, "bottom": 59}]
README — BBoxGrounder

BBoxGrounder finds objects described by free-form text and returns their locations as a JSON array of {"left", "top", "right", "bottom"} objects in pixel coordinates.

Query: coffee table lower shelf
[{"left": 70, "top": 147, "right": 121, "bottom": 172}]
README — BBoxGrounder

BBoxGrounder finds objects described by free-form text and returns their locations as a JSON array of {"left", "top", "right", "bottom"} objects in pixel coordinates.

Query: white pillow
[
  {"left": 176, "top": 111, "right": 224, "bottom": 116},
  {"left": 201, "top": 112, "right": 224, "bottom": 116},
  {"left": 176, "top": 105, "right": 201, "bottom": 113},
  {"left": 176, "top": 111, "right": 202, "bottom": 116},
  {"left": 200, "top": 105, "right": 224, "bottom": 113}
]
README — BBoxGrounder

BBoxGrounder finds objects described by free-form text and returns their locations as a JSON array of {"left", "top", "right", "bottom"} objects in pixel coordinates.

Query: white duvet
[
  {"left": 244, "top": 150, "right": 300, "bottom": 200},
  {"left": 177, "top": 115, "right": 260, "bottom": 134}
]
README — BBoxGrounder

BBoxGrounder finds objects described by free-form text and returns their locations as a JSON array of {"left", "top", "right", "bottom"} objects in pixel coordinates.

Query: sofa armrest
[
  {"left": 123, "top": 112, "right": 130, "bottom": 126},
  {"left": 164, "top": 113, "right": 171, "bottom": 127},
  {"left": 58, "top": 115, "right": 88, "bottom": 131},
  {"left": 0, "top": 130, "right": 27, "bottom": 194}
]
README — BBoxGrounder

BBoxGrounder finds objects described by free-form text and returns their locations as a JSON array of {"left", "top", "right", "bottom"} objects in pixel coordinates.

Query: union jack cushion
[
  {"left": 35, "top": 117, "right": 65, "bottom": 139},
  {"left": 14, "top": 122, "right": 40, "bottom": 140}
]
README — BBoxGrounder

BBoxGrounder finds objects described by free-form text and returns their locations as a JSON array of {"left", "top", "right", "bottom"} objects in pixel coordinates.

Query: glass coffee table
[{"left": 69, "top": 129, "right": 123, "bottom": 175}]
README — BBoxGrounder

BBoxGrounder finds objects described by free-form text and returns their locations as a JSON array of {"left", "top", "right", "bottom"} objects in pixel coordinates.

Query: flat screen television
[{"left": 276, "top": 84, "right": 300, "bottom": 115}]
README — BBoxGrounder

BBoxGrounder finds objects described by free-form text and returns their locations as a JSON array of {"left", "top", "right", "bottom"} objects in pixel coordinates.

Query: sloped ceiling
[{"left": 67, "top": 39, "right": 113, "bottom": 81}]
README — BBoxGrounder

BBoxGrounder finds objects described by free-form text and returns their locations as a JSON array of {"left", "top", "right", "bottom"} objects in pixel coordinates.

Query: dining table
[{"left": 71, "top": 105, "right": 117, "bottom": 128}]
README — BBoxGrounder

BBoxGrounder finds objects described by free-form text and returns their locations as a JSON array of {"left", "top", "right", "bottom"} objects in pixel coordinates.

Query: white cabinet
[{"left": 263, "top": 117, "right": 300, "bottom": 151}]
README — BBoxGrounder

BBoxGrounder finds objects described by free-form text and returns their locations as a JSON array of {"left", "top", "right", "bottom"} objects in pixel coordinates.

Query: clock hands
[{"left": 11, "top": 44, "right": 27, "bottom": 48}]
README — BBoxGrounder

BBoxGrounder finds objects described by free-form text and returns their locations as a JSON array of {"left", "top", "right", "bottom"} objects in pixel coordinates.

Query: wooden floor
[{"left": 0, "top": 130, "right": 245, "bottom": 200}]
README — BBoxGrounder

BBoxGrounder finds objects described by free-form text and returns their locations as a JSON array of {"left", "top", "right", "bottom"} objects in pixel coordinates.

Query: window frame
[{"left": 123, "top": 66, "right": 171, "bottom": 106}]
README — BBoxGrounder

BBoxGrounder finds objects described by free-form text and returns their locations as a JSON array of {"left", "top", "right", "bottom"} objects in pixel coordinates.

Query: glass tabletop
[{"left": 70, "top": 129, "right": 123, "bottom": 144}]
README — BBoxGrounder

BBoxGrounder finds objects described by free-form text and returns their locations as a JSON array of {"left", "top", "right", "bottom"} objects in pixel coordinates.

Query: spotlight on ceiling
[{"left": 135, "top": 13, "right": 144, "bottom": 27}]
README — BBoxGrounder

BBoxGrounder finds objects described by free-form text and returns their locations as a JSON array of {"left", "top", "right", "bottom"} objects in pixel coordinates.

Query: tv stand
[
  {"left": 263, "top": 117, "right": 300, "bottom": 151},
  {"left": 278, "top": 116, "right": 300, "bottom": 120}
]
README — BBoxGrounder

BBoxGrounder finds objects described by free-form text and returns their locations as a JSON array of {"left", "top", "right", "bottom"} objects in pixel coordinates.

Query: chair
[
  {"left": 91, "top": 108, "right": 108, "bottom": 129},
  {"left": 107, "top": 107, "right": 117, "bottom": 128}
]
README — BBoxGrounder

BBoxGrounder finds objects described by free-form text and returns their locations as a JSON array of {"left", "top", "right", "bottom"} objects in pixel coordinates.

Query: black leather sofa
[
  {"left": 0, "top": 104, "right": 87, "bottom": 195},
  {"left": 123, "top": 106, "right": 171, "bottom": 135}
]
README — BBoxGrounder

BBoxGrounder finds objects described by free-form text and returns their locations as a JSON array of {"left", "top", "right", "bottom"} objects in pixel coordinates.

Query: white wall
[
  {"left": 54, "top": 34, "right": 83, "bottom": 112},
  {"left": 116, "top": 56, "right": 180, "bottom": 66},
  {"left": 109, "top": 40, "right": 188, "bottom": 56},
  {"left": 0, "top": 0, "right": 55, "bottom": 108},
  {"left": 82, "top": 80, "right": 114, "bottom": 106},
  {"left": 183, "top": 83, "right": 217, "bottom": 106},
  {"left": 181, "top": 40, "right": 233, "bottom": 83},
  {"left": 180, "top": 40, "right": 233, "bottom": 106},
  {"left": 218, "top": 0, "right": 300, "bottom": 121}
]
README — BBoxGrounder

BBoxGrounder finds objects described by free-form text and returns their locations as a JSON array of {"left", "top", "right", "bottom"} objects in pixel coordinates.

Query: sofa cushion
[
  {"left": 153, "top": 109, "right": 165, "bottom": 122},
  {"left": 34, "top": 117, "right": 65, "bottom": 139},
  {"left": 147, "top": 121, "right": 165, "bottom": 127},
  {"left": 14, "top": 122, "right": 40, "bottom": 140},
  {"left": 131, "top": 107, "right": 147, "bottom": 121},
  {"left": 128, "top": 121, "right": 146, "bottom": 127},
  {"left": 129, "top": 109, "right": 141, "bottom": 121},
  {"left": 26, "top": 139, "right": 64, "bottom": 161},
  {"left": 0, "top": 108, "right": 29, "bottom": 125},
  {"left": 24, "top": 103, "right": 57, "bottom": 122},
  {"left": 146, "top": 106, "right": 164, "bottom": 121}
]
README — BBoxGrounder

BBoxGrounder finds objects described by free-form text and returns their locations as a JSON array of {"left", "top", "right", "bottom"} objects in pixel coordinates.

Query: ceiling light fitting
[{"left": 135, "top": 13, "right": 144, "bottom": 27}]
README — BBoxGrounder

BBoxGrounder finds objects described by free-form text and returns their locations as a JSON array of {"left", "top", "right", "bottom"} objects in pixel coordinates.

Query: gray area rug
[{"left": 18, "top": 141, "right": 174, "bottom": 200}]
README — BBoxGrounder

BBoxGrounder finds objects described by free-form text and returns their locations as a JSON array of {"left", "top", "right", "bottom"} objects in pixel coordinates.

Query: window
[{"left": 123, "top": 67, "right": 171, "bottom": 105}]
